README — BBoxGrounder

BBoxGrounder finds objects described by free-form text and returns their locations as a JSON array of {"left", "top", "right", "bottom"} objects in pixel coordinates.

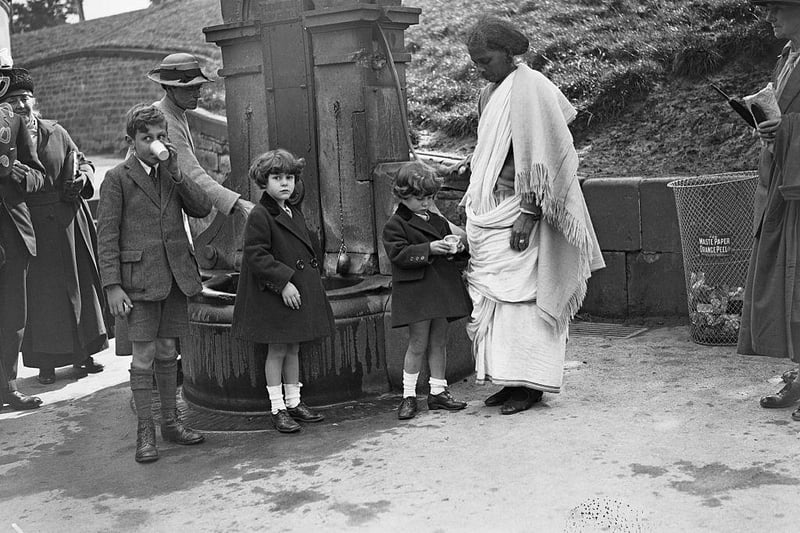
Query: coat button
[
  {"left": 310, "top": 258, "right": 319, "bottom": 269},
  {"left": 296, "top": 259, "right": 305, "bottom": 270}
]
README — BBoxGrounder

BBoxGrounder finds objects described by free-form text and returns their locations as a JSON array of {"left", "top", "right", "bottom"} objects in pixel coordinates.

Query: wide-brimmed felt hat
[{"left": 147, "top": 53, "right": 212, "bottom": 87}]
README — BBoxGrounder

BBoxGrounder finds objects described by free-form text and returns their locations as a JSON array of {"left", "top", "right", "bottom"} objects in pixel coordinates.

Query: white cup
[
  {"left": 150, "top": 140, "right": 169, "bottom": 161},
  {"left": 443, "top": 234, "right": 460, "bottom": 254}
]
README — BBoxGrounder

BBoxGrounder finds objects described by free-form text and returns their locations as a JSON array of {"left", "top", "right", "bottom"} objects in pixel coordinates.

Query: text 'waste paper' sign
[{"left": 699, "top": 235, "right": 731, "bottom": 256}]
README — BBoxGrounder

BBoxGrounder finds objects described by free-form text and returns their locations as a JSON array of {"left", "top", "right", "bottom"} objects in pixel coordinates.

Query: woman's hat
[
  {"left": 147, "top": 53, "right": 212, "bottom": 87},
  {"left": 0, "top": 48, "right": 34, "bottom": 99}
]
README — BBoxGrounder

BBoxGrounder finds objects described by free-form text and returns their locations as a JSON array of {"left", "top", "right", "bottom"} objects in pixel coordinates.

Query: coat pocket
[
  {"left": 395, "top": 267, "right": 425, "bottom": 282},
  {"left": 120, "top": 249, "right": 144, "bottom": 292}
]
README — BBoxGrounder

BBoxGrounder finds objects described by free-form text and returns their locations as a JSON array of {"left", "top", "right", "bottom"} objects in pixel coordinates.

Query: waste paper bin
[{"left": 668, "top": 172, "right": 757, "bottom": 345}]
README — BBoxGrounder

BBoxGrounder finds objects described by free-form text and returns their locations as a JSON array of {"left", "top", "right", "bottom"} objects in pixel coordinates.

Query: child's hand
[
  {"left": 163, "top": 140, "right": 179, "bottom": 177},
  {"left": 429, "top": 240, "right": 452, "bottom": 256},
  {"left": 281, "top": 281, "right": 301, "bottom": 310},
  {"left": 107, "top": 285, "right": 133, "bottom": 318}
]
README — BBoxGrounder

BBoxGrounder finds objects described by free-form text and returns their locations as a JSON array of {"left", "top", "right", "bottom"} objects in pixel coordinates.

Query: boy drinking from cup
[{"left": 97, "top": 104, "right": 211, "bottom": 463}]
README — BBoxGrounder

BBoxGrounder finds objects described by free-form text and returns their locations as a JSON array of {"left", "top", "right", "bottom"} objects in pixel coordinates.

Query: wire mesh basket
[{"left": 668, "top": 172, "right": 757, "bottom": 345}]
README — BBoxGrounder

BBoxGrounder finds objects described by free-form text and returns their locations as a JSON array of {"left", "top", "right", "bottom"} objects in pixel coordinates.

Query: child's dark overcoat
[
  {"left": 232, "top": 192, "right": 334, "bottom": 344},
  {"left": 382, "top": 203, "right": 472, "bottom": 328}
]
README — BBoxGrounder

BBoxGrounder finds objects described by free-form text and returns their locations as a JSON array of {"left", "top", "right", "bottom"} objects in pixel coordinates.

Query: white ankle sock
[
  {"left": 267, "top": 385, "right": 285, "bottom": 414},
  {"left": 284, "top": 382, "right": 301, "bottom": 409},
  {"left": 429, "top": 377, "right": 448, "bottom": 396},
  {"left": 402, "top": 371, "right": 419, "bottom": 398}
]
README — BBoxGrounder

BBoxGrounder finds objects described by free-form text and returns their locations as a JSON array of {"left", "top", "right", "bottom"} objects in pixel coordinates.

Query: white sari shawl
[{"left": 462, "top": 66, "right": 604, "bottom": 391}]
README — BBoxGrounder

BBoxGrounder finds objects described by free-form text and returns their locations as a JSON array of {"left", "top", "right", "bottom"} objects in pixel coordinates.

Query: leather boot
[
  {"left": 135, "top": 418, "right": 159, "bottom": 463},
  {"left": 161, "top": 414, "right": 205, "bottom": 445},
  {"left": 154, "top": 357, "right": 203, "bottom": 444}
]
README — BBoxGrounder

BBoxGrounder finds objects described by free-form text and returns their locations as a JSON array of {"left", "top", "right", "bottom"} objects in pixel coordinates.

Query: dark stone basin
[{"left": 182, "top": 271, "right": 472, "bottom": 415}]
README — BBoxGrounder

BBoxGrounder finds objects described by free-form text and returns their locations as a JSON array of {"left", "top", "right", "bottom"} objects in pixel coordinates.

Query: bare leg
[
  {"left": 426, "top": 318, "right": 448, "bottom": 380},
  {"left": 404, "top": 320, "right": 431, "bottom": 375}
]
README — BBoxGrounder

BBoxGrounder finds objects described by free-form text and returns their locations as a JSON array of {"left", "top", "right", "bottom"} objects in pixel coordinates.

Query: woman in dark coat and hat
[{"left": 0, "top": 66, "right": 108, "bottom": 384}]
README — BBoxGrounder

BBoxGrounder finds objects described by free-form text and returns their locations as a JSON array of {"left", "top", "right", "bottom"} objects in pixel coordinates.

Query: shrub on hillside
[{"left": 405, "top": 0, "right": 778, "bottom": 143}]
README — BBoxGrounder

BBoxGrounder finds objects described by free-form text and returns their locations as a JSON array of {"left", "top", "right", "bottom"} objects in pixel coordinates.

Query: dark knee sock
[
  {"left": 130, "top": 368, "right": 154, "bottom": 420},
  {"left": 154, "top": 358, "right": 178, "bottom": 417}
]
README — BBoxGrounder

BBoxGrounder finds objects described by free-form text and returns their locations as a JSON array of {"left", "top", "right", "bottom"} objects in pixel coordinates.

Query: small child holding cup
[{"left": 381, "top": 160, "right": 472, "bottom": 420}]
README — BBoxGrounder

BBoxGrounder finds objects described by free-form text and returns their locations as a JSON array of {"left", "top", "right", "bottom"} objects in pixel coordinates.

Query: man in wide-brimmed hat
[
  {"left": 148, "top": 53, "right": 253, "bottom": 235},
  {"left": 0, "top": 49, "right": 47, "bottom": 411},
  {"left": 739, "top": 0, "right": 800, "bottom": 417}
]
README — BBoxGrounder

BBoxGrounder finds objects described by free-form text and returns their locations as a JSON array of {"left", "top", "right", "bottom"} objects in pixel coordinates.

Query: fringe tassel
[
  {"left": 515, "top": 164, "right": 550, "bottom": 206},
  {"left": 554, "top": 277, "right": 588, "bottom": 334}
]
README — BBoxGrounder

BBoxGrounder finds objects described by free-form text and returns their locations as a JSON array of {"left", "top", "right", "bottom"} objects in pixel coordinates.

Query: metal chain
[{"left": 333, "top": 100, "right": 347, "bottom": 257}]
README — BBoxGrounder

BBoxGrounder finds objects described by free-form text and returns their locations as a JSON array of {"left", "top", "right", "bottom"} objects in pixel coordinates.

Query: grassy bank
[{"left": 405, "top": 0, "right": 782, "bottom": 176}]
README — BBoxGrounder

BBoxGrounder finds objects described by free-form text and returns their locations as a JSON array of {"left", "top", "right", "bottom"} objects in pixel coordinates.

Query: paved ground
[{"left": 1, "top": 324, "right": 799, "bottom": 532}]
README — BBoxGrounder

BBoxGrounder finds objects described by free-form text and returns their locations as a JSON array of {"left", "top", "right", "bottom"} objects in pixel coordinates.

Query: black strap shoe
[
  {"left": 397, "top": 396, "right": 418, "bottom": 420},
  {"left": 428, "top": 389, "right": 467, "bottom": 411},
  {"left": 272, "top": 409, "right": 301, "bottom": 433},
  {"left": 287, "top": 402, "right": 324, "bottom": 422}
]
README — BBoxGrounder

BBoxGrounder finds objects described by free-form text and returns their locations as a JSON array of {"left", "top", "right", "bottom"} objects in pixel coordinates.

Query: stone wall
[
  {"left": 23, "top": 50, "right": 224, "bottom": 156},
  {"left": 186, "top": 108, "right": 231, "bottom": 183}
]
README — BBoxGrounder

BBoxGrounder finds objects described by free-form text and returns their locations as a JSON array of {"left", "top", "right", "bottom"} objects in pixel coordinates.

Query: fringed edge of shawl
[
  {"left": 515, "top": 163, "right": 551, "bottom": 207},
  {"left": 516, "top": 165, "right": 594, "bottom": 333},
  {"left": 516, "top": 165, "right": 593, "bottom": 256},
  {"left": 553, "top": 277, "right": 588, "bottom": 334}
]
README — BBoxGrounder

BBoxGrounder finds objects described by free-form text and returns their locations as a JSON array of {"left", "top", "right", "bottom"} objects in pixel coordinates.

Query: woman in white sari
[{"left": 458, "top": 19, "right": 604, "bottom": 414}]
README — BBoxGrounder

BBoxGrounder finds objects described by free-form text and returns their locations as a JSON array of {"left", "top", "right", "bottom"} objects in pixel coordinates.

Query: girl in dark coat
[
  {"left": 381, "top": 161, "right": 472, "bottom": 420},
  {"left": 232, "top": 149, "right": 333, "bottom": 434}
]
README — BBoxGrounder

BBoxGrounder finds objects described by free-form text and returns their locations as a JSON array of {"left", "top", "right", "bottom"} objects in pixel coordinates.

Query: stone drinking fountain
[{"left": 182, "top": 0, "right": 472, "bottom": 413}]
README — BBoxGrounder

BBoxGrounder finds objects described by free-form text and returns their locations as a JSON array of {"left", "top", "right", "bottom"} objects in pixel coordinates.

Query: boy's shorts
[{"left": 126, "top": 281, "right": 189, "bottom": 341}]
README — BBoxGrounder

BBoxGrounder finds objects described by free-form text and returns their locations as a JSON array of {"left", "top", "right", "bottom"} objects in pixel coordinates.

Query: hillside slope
[{"left": 406, "top": 0, "right": 780, "bottom": 177}]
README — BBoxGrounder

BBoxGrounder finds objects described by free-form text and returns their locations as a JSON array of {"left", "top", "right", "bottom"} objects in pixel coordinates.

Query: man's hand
[
  {"left": 11, "top": 161, "right": 32, "bottom": 185},
  {"left": 233, "top": 198, "right": 255, "bottom": 216},
  {"left": 756, "top": 118, "right": 781, "bottom": 143},
  {"left": 281, "top": 281, "right": 301, "bottom": 310},
  {"left": 106, "top": 284, "right": 133, "bottom": 318},
  {"left": 510, "top": 212, "right": 538, "bottom": 251}
]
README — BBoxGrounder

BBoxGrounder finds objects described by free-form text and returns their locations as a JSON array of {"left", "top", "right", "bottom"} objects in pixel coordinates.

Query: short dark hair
[
  {"left": 466, "top": 17, "right": 529, "bottom": 56},
  {"left": 125, "top": 103, "right": 167, "bottom": 138},
  {"left": 392, "top": 160, "right": 442, "bottom": 200}
]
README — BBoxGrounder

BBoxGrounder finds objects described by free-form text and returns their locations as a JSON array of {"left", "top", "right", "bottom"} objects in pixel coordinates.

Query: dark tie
[{"left": 149, "top": 165, "right": 159, "bottom": 192}]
